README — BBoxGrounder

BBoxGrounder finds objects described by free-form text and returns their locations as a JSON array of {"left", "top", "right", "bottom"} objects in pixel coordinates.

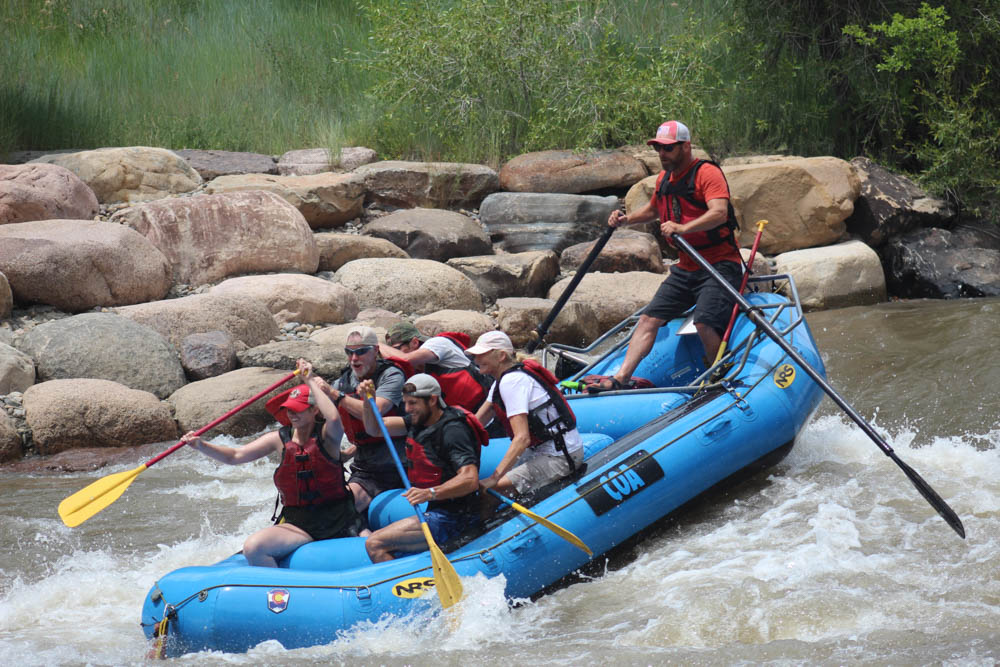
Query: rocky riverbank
[{"left": 2, "top": 143, "right": 998, "bottom": 467}]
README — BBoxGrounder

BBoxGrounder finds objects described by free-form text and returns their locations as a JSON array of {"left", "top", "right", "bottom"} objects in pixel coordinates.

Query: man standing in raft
[
  {"left": 379, "top": 321, "right": 493, "bottom": 416},
  {"left": 324, "top": 326, "right": 407, "bottom": 522},
  {"left": 470, "top": 331, "right": 583, "bottom": 497},
  {"left": 358, "top": 374, "right": 486, "bottom": 562},
  {"left": 588, "top": 120, "right": 743, "bottom": 391},
  {"left": 181, "top": 360, "right": 359, "bottom": 567}
]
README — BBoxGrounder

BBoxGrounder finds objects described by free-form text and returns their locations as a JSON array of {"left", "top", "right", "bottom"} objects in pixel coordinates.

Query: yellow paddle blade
[
  {"left": 510, "top": 500, "right": 592, "bottom": 556},
  {"left": 421, "top": 522, "right": 463, "bottom": 609},
  {"left": 58, "top": 463, "right": 147, "bottom": 527}
]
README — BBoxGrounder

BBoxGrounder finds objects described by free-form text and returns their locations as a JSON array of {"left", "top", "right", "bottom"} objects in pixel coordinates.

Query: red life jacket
[
  {"left": 436, "top": 331, "right": 471, "bottom": 349},
  {"left": 490, "top": 359, "right": 577, "bottom": 452},
  {"left": 405, "top": 406, "right": 489, "bottom": 488},
  {"left": 272, "top": 423, "right": 348, "bottom": 507},
  {"left": 656, "top": 159, "right": 741, "bottom": 251}
]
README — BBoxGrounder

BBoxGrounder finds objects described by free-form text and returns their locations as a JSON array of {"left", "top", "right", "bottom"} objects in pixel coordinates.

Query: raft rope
[
  {"left": 147, "top": 329, "right": 800, "bottom": 633},
  {"left": 147, "top": 350, "right": 795, "bottom": 620}
]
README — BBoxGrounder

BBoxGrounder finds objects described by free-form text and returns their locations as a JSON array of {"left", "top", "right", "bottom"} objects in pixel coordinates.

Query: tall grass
[
  {"left": 0, "top": 0, "right": 371, "bottom": 155},
  {"left": 3, "top": 0, "right": 995, "bottom": 216}
]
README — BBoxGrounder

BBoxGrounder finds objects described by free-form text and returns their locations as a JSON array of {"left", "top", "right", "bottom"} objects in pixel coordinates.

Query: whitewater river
[{"left": 1, "top": 297, "right": 998, "bottom": 665}]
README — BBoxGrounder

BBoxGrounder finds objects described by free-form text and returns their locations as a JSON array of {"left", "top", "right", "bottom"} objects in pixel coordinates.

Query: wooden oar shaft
[
  {"left": 527, "top": 224, "right": 614, "bottom": 353},
  {"left": 144, "top": 370, "right": 299, "bottom": 469},
  {"left": 671, "top": 233, "right": 965, "bottom": 539},
  {"left": 485, "top": 488, "right": 592, "bottom": 555}
]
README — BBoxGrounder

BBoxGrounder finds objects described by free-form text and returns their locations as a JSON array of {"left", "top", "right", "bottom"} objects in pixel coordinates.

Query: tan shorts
[{"left": 505, "top": 447, "right": 584, "bottom": 495}]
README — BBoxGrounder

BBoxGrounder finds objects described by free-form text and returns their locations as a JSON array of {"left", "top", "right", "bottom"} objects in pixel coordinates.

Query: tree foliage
[{"left": 352, "top": 0, "right": 726, "bottom": 164}]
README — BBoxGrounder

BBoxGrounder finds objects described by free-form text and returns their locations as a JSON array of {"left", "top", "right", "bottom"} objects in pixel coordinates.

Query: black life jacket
[
  {"left": 490, "top": 359, "right": 578, "bottom": 470},
  {"left": 405, "top": 406, "right": 489, "bottom": 489},
  {"left": 657, "top": 159, "right": 740, "bottom": 251},
  {"left": 272, "top": 423, "right": 349, "bottom": 507}
]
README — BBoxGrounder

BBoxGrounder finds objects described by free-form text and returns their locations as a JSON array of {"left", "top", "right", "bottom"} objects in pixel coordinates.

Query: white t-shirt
[
  {"left": 422, "top": 336, "right": 472, "bottom": 369},
  {"left": 491, "top": 371, "right": 582, "bottom": 457}
]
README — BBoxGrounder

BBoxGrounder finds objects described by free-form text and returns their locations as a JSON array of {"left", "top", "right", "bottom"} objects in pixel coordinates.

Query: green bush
[
  {"left": 844, "top": 3, "right": 1000, "bottom": 210},
  {"left": 352, "top": 0, "right": 731, "bottom": 164}
]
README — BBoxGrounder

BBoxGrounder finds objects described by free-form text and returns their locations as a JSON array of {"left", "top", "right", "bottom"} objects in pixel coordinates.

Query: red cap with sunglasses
[{"left": 647, "top": 120, "right": 690, "bottom": 147}]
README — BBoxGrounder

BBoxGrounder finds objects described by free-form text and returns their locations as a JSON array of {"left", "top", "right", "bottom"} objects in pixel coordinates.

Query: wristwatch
[
  {"left": 333, "top": 392, "right": 344, "bottom": 407},
  {"left": 430, "top": 487, "right": 437, "bottom": 500}
]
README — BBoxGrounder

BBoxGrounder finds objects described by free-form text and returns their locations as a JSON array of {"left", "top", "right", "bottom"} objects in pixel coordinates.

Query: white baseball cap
[{"left": 466, "top": 330, "right": 515, "bottom": 355}]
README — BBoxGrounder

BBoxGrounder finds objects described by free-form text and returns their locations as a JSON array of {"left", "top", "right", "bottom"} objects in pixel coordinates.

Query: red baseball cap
[
  {"left": 647, "top": 120, "right": 691, "bottom": 146},
  {"left": 265, "top": 384, "right": 315, "bottom": 426}
]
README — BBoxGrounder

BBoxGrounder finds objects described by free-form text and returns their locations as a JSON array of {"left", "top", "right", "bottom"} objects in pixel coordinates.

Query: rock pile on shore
[{"left": 2, "top": 143, "right": 992, "bottom": 466}]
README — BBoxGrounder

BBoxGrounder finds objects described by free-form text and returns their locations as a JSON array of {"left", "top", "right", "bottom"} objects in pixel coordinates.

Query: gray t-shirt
[{"left": 422, "top": 336, "right": 471, "bottom": 370}]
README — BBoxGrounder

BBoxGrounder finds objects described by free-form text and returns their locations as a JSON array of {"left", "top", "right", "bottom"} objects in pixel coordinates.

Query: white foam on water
[{"left": 1, "top": 411, "right": 998, "bottom": 664}]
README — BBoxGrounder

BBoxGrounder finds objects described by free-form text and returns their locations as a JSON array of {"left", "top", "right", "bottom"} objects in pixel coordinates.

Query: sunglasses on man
[
  {"left": 344, "top": 345, "right": 375, "bottom": 357},
  {"left": 653, "top": 142, "right": 682, "bottom": 153}
]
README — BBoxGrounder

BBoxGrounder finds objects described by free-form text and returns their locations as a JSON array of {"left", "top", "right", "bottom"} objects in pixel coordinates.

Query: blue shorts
[{"left": 423, "top": 509, "right": 479, "bottom": 545}]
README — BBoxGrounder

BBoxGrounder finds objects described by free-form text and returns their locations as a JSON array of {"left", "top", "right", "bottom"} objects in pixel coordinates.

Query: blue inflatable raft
[{"left": 141, "top": 280, "right": 825, "bottom": 656}]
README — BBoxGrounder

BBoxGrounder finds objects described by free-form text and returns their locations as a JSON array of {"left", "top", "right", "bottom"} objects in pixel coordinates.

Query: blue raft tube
[{"left": 141, "top": 274, "right": 825, "bottom": 656}]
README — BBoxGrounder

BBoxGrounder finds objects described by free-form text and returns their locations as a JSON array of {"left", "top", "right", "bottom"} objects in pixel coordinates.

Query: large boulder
[
  {"left": 115, "top": 293, "right": 279, "bottom": 349},
  {"left": 495, "top": 297, "right": 602, "bottom": 348},
  {"left": 0, "top": 411, "right": 20, "bottom": 462},
  {"left": 204, "top": 172, "right": 365, "bottom": 228},
  {"left": 0, "top": 342, "right": 34, "bottom": 394},
  {"left": 173, "top": 149, "right": 277, "bottom": 180},
  {"left": 209, "top": 274, "right": 359, "bottom": 326},
  {"left": 111, "top": 191, "right": 318, "bottom": 285},
  {"left": 237, "top": 340, "right": 348, "bottom": 379},
  {"left": 413, "top": 310, "right": 496, "bottom": 341},
  {"left": 0, "top": 271, "right": 11, "bottom": 319},
  {"left": 499, "top": 149, "right": 648, "bottom": 193},
  {"left": 846, "top": 157, "right": 956, "bottom": 248},
  {"left": 883, "top": 226, "right": 1000, "bottom": 299},
  {"left": 30, "top": 147, "right": 201, "bottom": 203},
  {"left": 17, "top": 313, "right": 186, "bottom": 399},
  {"left": 335, "top": 258, "right": 484, "bottom": 315},
  {"left": 560, "top": 229, "right": 664, "bottom": 274},
  {"left": 353, "top": 161, "right": 499, "bottom": 209},
  {"left": 310, "top": 323, "right": 389, "bottom": 348},
  {"left": 623, "top": 174, "right": 668, "bottom": 242},
  {"left": 0, "top": 220, "right": 171, "bottom": 312},
  {"left": 24, "top": 379, "right": 178, "bottom": 454},
  {"left": 479, "top": 192, "right": 619, "bottom": 253},
  {"left": 167, "top": 367, "right": 294, "bottom": 438},
  {"left": 278, "top": 146, "right": 378, "bottom": 176},
  {"left": 446, "top": 251, "right": 560, "bottom": 300},
  {"left": 277, "top": 147, "right": 378, "bottom": 175},
  {"left": 180, "top": 331, "right": 239, "bottom": 381},
  {"left": 547, "top": 271, "right": 665, "bottom": 331},
  {"left": 724, "top": 157, "right": 860, "bottom": 254},
  {"left": 315, "top": 232, "right": 409, "bottom": 272},
  {"left": 364, "top": 208, "right": 492, "bottom": 261},
  {"left": 0, "top": 163, "right": 99, "bottom": 224},
  {"left": 772, "top": 241, "right": 886, "bottom": 311}
]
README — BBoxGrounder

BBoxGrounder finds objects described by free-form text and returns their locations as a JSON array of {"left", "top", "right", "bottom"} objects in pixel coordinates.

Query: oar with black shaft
[
  {"left": 671, "top": 232, "right": 966, "bottom": 539},
  {"left": 366, "top": 396, "right": 464, "bottom": 609},
  {"left": 485, "top": 487, "right": 592, "bottom": 555},
  {"left": 58, "top": 370, "right": 300, "bottom": 528},
  {"left": 710, "top": 219, "right": 768, "bottom": 367},
  {"left": 526, "top": 224, "right": 615, "bottom": 353}
]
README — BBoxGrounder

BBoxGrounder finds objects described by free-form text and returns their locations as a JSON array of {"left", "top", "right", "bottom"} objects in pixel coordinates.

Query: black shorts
[
  {"left": 277, "top": 497, "right": 361, "bottom": 541},
  {"left": 348, "top": 466, "right": 405, "bottom": 500},
  {"left": 643, "top": 261, "right": 743, "bottom": 335}
]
